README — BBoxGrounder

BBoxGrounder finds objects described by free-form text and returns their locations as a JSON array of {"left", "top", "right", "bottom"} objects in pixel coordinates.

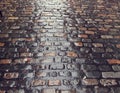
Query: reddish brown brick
[
  {"left": 78, "top": 34, "right": 88, "bottom": 38},
  {"left": 116, "top": 44, "right": 120, "bottom": 48},
  {"left": 42, "top": 89, "right": 56, "bottom": 93},
  {"left": 0, "top": 42, "right": 5, "bottom": 47},
  {"left": 44, "top": 52, "right": 56, "bottom": 56},
  {"left": 4, "top": 72, "right": 19, "bottom": 79},
  {"left": 0, "top": 59, "right": 12, "bottom": 64},
  {"left": 36, "top": 72, "right": 47, "bottom": 77},
  {"left": 107, "top": 59, "right": 120, "bottom": 64},
  {"left": 101, "top": 35, "right": 113, "bottom": 39},
  {"left": 0, "top": 90, "right": 5, "bottom": 93},
  {"left": 54, "top": 33, "right": 66, "bottom": 37},
  {"left": 82, "top": 79, "right": 98, "bottom": 85},
  {"left": 114, "top": 36, "right": 120, "bottom": 39},
  {"left": 48, "top": 80, "right": 61, "bottom": 86},
  {"left": 67, "top": 52, "right": 78, "bottom": 57},
  {"left": 74, "top": 42, "right": 83, "bottom": 47},
  {"left": 79, "top": 27, "right": 87, "bottom": 31}
]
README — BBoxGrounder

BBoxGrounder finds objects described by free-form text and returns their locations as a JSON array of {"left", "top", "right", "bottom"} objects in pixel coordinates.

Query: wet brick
[
  {"left": 4, "top": 72, "right": 19, "bottom": 79},
  {"left": 48, "top": 80, "right": 61, "bottom": 86},
  {"left": 85, "top": 71, "right": 101, "bottom": 78},
  {"left": 42, "top": 89, "right": 56, "bottom": 93},
  {"left": 82, "top": 79, "right": 98, "bottom": 86},
  {"left": 100, "top": 79, "right": 117, "bottom": 86},
  {"left": 102, "top": 72, "right": 120, "bottom": 78},
  {"left": 32, "top": 79, "right": 46, "bottom": 86}
]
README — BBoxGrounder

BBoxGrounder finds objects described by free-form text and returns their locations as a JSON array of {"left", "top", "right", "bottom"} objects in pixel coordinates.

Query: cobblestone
[
  {"left": 0, "top": 0, "right": 120, "bottom": 92},
  {"left": 42, "top": 89, "right": 56, "bottom": 93},
  {"left": 100, "top": 79, "right": 117, "bottom": 86},
  {"left": 82, "top": 79, "right": 98, "bottom": 86}
]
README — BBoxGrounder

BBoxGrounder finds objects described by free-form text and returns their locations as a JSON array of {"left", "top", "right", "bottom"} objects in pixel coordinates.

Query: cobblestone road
[{"left": 0, "top": 0, "right": 120, "bottom": 93}]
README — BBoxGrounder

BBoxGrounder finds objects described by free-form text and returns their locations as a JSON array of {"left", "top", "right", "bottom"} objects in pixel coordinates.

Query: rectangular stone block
[
  {"left": 48, "top": 80, "right": 61, "bottom": 86},
  {"left": 0, "top": 42, "right": 5, "bottom": 47},
  {"left": 82, "top": 79, "right": 98, "bottom": 85},
  {"left": 102, "top": 72, "right": 120, "bottom": 78},
  {"left": 0, "top": 90, "right": 5, "bottom": 93},
  {"left": 42, "top": 89, "right": 56, "bottom": 93},
  {"left": 0, "top": 59, "right": 12, "bottom": 64},
  {"left": 32, "top": 79, "right": 46, "bottom": 86},
  {"left": 4, "top": 72, "right": 19, "bottom": 79}
]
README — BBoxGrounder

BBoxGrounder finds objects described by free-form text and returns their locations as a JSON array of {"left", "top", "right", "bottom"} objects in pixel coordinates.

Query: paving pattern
[{"left": 0, "top": 0, "right": 120, "bottom": 93}]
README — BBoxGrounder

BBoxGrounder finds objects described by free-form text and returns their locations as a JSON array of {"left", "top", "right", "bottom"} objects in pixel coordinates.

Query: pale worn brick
[
  {"left": 48, "top": 80, "right": 61, "bottom": 86},
  {"left": 32, "top": 79, "right": 46, "bottom": 86},
  {"left": 82, "top": 79, "right": 98, "bottom": 85},
  {"left": 102, "top": 72, "right": 120, "bottom": 78},
  {"left": 107, "top": 59, "right": 120, "bottom": 64},
  {"left": 42, "top": 89, "right": 56, "bottom": 93},
  {"left": 100, "top": 79, "right": 117, "bottom": 86}
]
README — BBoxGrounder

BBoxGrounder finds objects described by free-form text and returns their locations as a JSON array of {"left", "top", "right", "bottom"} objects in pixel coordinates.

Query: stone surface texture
[{"left": 0, "top": 0, "right": 120, "bottom": 93}]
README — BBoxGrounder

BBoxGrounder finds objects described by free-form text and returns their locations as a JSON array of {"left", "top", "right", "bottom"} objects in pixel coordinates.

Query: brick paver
[{"left": 0, "top": 0, "right": 120, "bottom": 93}]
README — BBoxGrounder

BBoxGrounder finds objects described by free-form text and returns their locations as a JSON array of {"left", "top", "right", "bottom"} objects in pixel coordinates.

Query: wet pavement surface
[{"left": 0, "top": 0, "right": 120, "bottom": 93}]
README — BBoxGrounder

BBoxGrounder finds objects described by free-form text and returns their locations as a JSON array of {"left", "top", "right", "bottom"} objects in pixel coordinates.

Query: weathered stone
[
  {"left": 0, "top": 42, "right": 5, "bottom": 47},
  {"left": 99, "top": 65, "right": 112, "bottom": 71},
  {"left": 67, "top": 64, "right": 79, "bottom": 70},
  {"left": 112, "top": 65, "right": 120, "bottom": 71},
  {"left": 42, "top": 89, "right": 56, "bottom": 93},
  {"left": 74, "top": 42, "right": 83, "bottom": 47},
  {"left": 0, "top": 59, "right": 12, "bottom": 64},
  {"left": 67, "top": 51, "right": 78, "bottom": 57},
  {"left": 92, "top": 43, "right": 103, "bottom": 47},
  {"left": 107, "top": 59, "right": 120, "bottom": 64},
  {"left": 101, "top": 35, "right": 113, "bottom": 39},
  {"left": 48, "top": 80, "right": 61, "bottom": 86},
  {"left": 0, "top": 90, "right": 5, "bottom": 93},
  {"left": 32, "top": 79, "right": 46, "bottom": 86},
  {"left": 116, "top": 44, "right": 120, "bottom": 48},
  {"left": 8, "top": 17, "right": 19, "bottom": 20},
  {"left": 60, "top": 90, "right": 76, "bottom": 93},
  {"left": 4, "top": 73, "right": 19, "bottom": 79},
  {"left": 78, "top": 34, "right": 88, "bottom": 38},
  {"left": 44, "top": 52, "right": 56, "bottom": 56},
  {"left": 100, "top": 79, "right": 117, "bottom": 86},
  {"left": 94, "top": 87, "right": 110, "bottom": 93},
  {"left": 82, "top": 79, "right": 98, "bottom": 85},
  {"left": 7, "top": 89, "right": 25, "bottom": 93},
  {"left": 102, "top": 72, "right": 120, "bottom": 78}
]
